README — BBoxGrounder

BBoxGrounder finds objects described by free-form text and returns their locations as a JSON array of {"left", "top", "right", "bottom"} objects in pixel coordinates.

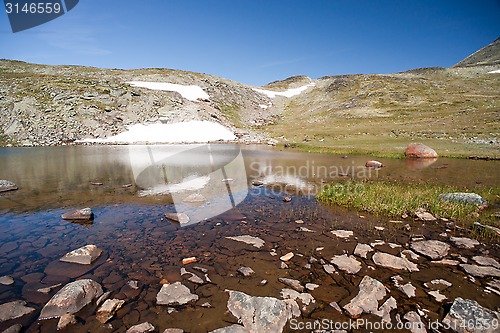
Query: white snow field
[
  {"left": 488, "top": 69, "right": 500, "bottom": 74},
  {"left": 127, "top": 81, "right": 210, "bottom": 101},
  {"left": 79, "top": 121, "right": 236, "bottom": 144},
  {"left": 253, "top": 82, "right": 315, "bottom": 98}
]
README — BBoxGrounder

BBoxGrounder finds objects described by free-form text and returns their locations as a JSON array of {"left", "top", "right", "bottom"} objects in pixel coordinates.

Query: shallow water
[{"left": 0, "top": 145, "right": 499, "bottom": 332}]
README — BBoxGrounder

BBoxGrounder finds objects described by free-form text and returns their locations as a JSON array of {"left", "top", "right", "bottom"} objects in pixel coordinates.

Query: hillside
[{"left": 0, "top": 38, "right": 499, "bottom": 158}]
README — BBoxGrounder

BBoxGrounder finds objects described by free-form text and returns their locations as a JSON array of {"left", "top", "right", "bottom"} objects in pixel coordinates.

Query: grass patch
[{"left": 317, "top": 180, "right": 485, "bottom": 222}]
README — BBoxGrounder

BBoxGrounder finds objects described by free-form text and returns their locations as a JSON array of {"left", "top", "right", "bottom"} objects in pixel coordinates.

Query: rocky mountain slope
[{"left": 0, "top": 38, "right": 499, "bottom": 157}]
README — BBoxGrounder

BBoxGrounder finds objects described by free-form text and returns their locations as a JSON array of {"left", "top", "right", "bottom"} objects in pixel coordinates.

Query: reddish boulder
[
  {"left": 405, "top": 143, "right": 438, "bottom": 158},
  {"left": 365, "top": 160, "right": 384, "bottom": 168}
]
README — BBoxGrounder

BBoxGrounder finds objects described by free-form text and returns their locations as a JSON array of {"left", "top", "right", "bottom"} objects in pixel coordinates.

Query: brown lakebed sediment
[
  {"left": 0, "top": 191, "right": 499, "bottom": 332},
  {"left": 0, "top": 145, "right": 499, "bottom": 332}
]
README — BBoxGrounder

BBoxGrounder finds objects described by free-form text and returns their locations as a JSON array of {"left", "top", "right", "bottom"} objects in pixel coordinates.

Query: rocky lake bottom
[{"left": 0, "top": 145, "right": 499, "bottom": 333}]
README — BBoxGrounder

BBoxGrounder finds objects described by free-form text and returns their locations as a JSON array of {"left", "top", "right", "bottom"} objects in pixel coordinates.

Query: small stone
[
  {"left": 323, "top": 264, "right": 336, "bottom": 275},
  {"left": 165, "top": 213, "right": 189, "bottom": 224},
  {"left": 183, "top": 193, "right": 207, "bottom": 203},
  {"left": 280, "top": 252, "right": 294, "bottom": 262},
  {"left": 126, "top": 322, "right": 155, "bottom": 333},
  {"left": 225, "top": 235, "right": 265, "bottom": 248},
  {"left": 96, "top": 298, "right": 125, "bottom": 323},
  {"left": 372, "top": 252, "right": 419, "bottom": 271},
  {"left": 128, "top": 280, "right": 140, "bottom": 289},
  {"left": 0, "top": 300, "right": 36, "bottom": 322},
  {"left": 415, "top": 208, "right": 437, "bottom": 222},
  {"left": 295, "top": 219, "right": 304, "bottom": 224},
  {"left": 399, "top": 283, "right": 416, "bottom": 298},
  {"left": 354, "top": 244, "right": 373, "bottom": 259},
  {"left": 37, "top": 283, "right": 62, "bottom": 294},
  {"left": 282, "top": 196, "right": 292, "bottom": 202},
  {"left": 259, "top": 280, "right": 268, "bottom": 286},
  {"left": 330, "top": 254, "right": 362, "bottom": 274},
  {"left": 57, "top": 313, "right": 77, "bottom": 330},
  {"left": 156, "top": 282, "right": 198, "bottom": 306},
  {"left": 331, "top": 230, "right": 353, "bottom": 238},
  {"left": 0, "top": 180, "right": 18, "bottom": 192},
  {"left": 403, "top": 311, "right": 426, "bottom": 333},
  {"left": 374, "top": 226, "right": 385, "bottom": 231},
  {"left": 280, "top": 262, "right": 288, "bottom": 269},
  {"left": 299, "top": 227, "right": 314, "bottom": 232},
  {"left": 237, "top": 267, "right": 255, "bottom": 277},
  {"left": 430, "top": 259, "right": 460, "bottom": 266},
  {"left": 60, "top": 244, "right": 103, "bottom": 265},
  {"left": 424, "top": 279, "right": 452, "bottom": 289},
  {"left": 411, "top": 240, "right": 449, "bottom": 260},
  {"left": 428, "top": 290, "right": 447, "bottom": 302},
  {"left": 329, "top": 302, "right": 343, "bottom": 313},
  {"left": 182, "top": 257, "right": 197, "bottom": 265},
  {"left": 61, "top": 207, "right": 94, "bottom": 221},
  {"left": 163, "top": 329, "right": 184, "bottom": 333},
  {"left": 365, "top": 160, "right": 384, "bottom": 168},
  {"left": 400, "top": 250, "right": 420, "bottom": 261},
  {"left": 0, "top": 275, "right": 15, "bottom": 286},
  {"left": 278, "top": 277, "right": 304, "bottom": 292},
  {"left": 305, "top": 283, "right": 319, "bottom": 291}
]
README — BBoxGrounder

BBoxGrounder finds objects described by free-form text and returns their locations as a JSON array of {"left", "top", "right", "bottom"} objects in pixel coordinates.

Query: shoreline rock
[
  {"left": 405, "top": 143, "right": 438, "bottom": 158},
  {"left": 61, "top": 208, "right": 94, "bottom": 221},
  {"left": 0, "top": 180, "right": 18, "bottom": 193}
]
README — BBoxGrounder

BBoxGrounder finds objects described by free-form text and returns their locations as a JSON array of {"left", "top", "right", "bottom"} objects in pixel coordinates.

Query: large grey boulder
[
  {"left": 372, "top": 252, "right": 419, "bottom": 271},
  {"left": 0, "top": 300, "right": 35, "bottom": 322},
  {"left": 0, "top": 180, "right": 18, "bottom": 193},
  {"left": 439, "top": 193, "right": 487, "bottom": 206},
  {"left": 411, "top": 240, "right": 450, "bottom": 260},
  {"left": 39, "top": 279, "right": 103, "bottom": 319},
  {"left": 156, "top": 282, "right": 198, "bottom": 306},
  {"left": 213, "top": 290, "right": 294, "bottom": 333},
  {"left": 443, "top": 297, "right": 500, "bottom": 333},
  {"left": 60, "top": 244, "right": 103, "bottom": 265}
]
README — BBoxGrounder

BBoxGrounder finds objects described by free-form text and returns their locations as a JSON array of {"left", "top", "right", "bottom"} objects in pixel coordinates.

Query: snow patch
[
  {"left": 127, "top": 81, "right": 210, "bottom": 101},
  {"left": 78, "top": 121, "right": 236, "bottom": 144},
  {"left": 488, "top": 69, "right": 500, "bottom": 74},
  {"left": 253, "top": 82, "right": 315, "bottom": 98}
]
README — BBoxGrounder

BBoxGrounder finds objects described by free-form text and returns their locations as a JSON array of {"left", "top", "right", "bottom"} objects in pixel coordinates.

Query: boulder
[
  {"left": 60, "top": 245, "right": 103, "bottom": 265},
  {"left": 365, "top": 160, "right": 384, "bottom": 168},
  {"left": 405, "top": 143, "right": 438, "bottom": 158},
  {"left": 330, "top": 254, "right": 362, "bottom": 274},
  {"left": 343, "top": 276, "right": 386, "bottom": 317},
  {"left": 39, "top": 279, "right": 103, "bottom": 319},
  {"left": 411, "top": 240, "right": 450, "bottom": 260},
  {"left": 443, "top": 298, "right": 500, "bottom": 333},
  {"left": 156, "top": 282, "right": 198, "bottom": 306},
  {"left": 0, "top": 300, "right": 36, "bottom": 323},
  {"left": 0, "top": 180, "right": 18, "bottom": 193},
  {"left": 0, "top": 275, "right": 15, "bottom": 286},
  {"left": 126, "top": 322, "right": 155, "bottom": 333},
  {"left": 372, "top": 252, "right": 419, "bottom": 271},
  {"left": 61, "top": 208, "right": 94, "bottom": 221},
  {"left": 439, "top": 192, "right": 487, "bottom": 206},
  {"left": 96, "top": 298, "right": 125, "bottom": 323}
]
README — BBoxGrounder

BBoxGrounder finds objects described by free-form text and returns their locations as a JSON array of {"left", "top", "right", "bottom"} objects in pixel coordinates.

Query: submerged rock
[
  {"left": 443, "top": 298, "right": 500, "bottom": 333},
  {"left": 0, "top": 300, "right": 36, "bottom": 322},
  {"left": 220, "top": 290, "right": 294, "bottom": 333},
  {"left": 96, "top": 298, "right": 125, "bottom": 323},
  {"left": 405, "top": 143, "right": 438, "bottom": 158},
  {"left": 60, "top": 244, "right": 103, "bottom": 265},
  {"left": 125, "top": 322, "right": 155, "bottom": 333},
  {"left": 411, "top": 240, "right": 450, "bottom": 260},
  {"left": 354, "top": 243, "right": 373, "bottom": 259},
  {"left": 280, "top": 288, "right": 316, "bottom": 315},
  {"left": 0, "top": 275, "right": 15, "bottom": 286},
  {"left": 439, "top": 192, "right": 487, "bottom": 206},
  {"left": 164, "top": 213, "right": 190, "bottom": 225},
  {"left": 156, "top": 282, "right": 198, "bottom": 306},
  {"left": 343, "top": 276, "right": 386, "bottom": 317},
  {"left": 403, "top": 311, "right": 427, "bottom": 333},
  {"left": 472, "top": 256, "right": 500, "bottom": 269},
  {"left": 57, "top": 313, "right": 77, "bottom": 330},
  {"left": 237, "top": 267, "right": 255, "bottom": 277},
  {"left": 280, "top": 252, "right": 294, "bottom": 262},
  {"left": 278, "top": 278, "right": 304, "bottom": 292},
  {"left": 365, "top": 160, "right": 384, "bottom": 168},
  {"left": 330, "top": 254, "right": 362, "bottom": 274},
  {"left": 372, "top": 252, "right": 419, "bottom": 271},
  {"left": 39, "top": 279, "right": 103, "bottom": 319},
  {"left": 2, "top": 324, "right": 22, "bottom": 333},
  {"left": 0, "top": 180, "right": 18, "bottom": 193},
  {"left": 331, "top": 230, "right": 353, "bottom": 238},
  {"left": 415, "top": 208, "right": 437, "bottom": 222},
  {"left": 225, "top": 235, "right": 265, "bottom": 248},
  {"left": 61, "top": 208, "right": 94, "bottom": 221}
]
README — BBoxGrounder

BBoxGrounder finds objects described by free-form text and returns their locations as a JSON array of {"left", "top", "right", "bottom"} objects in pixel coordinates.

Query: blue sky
[{"left": 0, "top": 0, "right": 499, "bottom": 86}]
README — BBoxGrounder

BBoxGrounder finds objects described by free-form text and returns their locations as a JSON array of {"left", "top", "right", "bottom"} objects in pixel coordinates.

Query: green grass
[{"left": 317, "top": 180, "right": 490, "bottom": 222}]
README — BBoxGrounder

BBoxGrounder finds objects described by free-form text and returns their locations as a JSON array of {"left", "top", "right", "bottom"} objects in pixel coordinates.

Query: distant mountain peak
[{"left": 453, "top": 37, "right": 500, "bottom": 67}]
